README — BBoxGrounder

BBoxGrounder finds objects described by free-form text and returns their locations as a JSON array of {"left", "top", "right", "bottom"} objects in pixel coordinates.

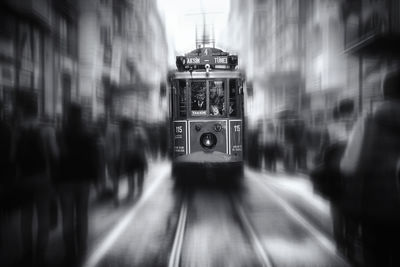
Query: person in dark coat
[
  {"left": 105, "top": 118, "right": 121, "bottom": 205},
  {"left": 12, "top": 91, "right": 58, "bottom": 267},
  {"left": 340, "top": 71, "right": 400, "bottom": 266},
  {"left": 120, "top": 120, "right": 148, "bottom": 201},
  {"left": 0, "top": 101, "right": 13, "bottom": 208},
  {"left": 263, "top": 123, "right": 278, "bottom": 172},
  {"left": 310, "top": 98, "right": 355, "bottom": 259},
  {"left": 0, "top": 101, "right": 14, "bottom": 253},
  {"left": 56, "top": 103, "right": 98, "bottom": 266}
]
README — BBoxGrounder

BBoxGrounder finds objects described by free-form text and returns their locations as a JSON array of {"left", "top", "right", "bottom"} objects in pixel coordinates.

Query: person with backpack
[
  {"left": 340, "top": 71, "right": 400, "bottom": 266},
  {"left": 12, "top": 91, "right": 58, "bottom": 266}
]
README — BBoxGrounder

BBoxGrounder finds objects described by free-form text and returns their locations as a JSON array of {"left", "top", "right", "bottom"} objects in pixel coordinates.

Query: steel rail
[
  {"left": 168, "top": 200, "right": 188, "bottom": 267},
  {"left": 230, "top": 196, "right": 274, "bottom": 267},
  {"left": 251, "top": 176, "right": 349, "bottom": 266}
]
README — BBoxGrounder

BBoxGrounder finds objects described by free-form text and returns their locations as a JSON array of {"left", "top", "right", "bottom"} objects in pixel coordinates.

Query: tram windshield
[{"left": 173, "top": 78, "right": 242, "bottom": 118}]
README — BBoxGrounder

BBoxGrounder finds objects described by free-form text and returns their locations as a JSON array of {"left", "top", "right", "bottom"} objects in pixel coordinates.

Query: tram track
[
  {"left": 229, "top": 195, "right": 274, "bottom": 267},
  {"left": 247, "top": 173, "right": 350, "bottom": 266},
  {"left": 252, "top": 176, "right": 338, "bottom": 253},
  {"left": 168, "top": 199, "right": 188, "bottom": 267},
  {"left": 168, "top": 188, "right": 274, "bottom": 267}
]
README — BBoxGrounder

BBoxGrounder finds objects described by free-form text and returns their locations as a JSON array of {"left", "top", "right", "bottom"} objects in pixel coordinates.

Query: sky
[{"left": 157, "top": 0, "right": 231, "bottom": 67}]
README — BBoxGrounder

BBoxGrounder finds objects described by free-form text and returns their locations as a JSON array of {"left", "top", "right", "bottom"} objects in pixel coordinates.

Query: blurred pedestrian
[
  {"left": 283, "top": 120, "right": 297, "bottom": 172},
  {"left": 0, "top": 101, "right": 14, "bottom": 251},
  {"left": 93, "top": 118, "right": 107, "bottom": 200},
  {"left": 263, "top": 123, "right": 278, "bottom": 172},
  {"left": 310, "top": 98, "right": 355, "bottom": 257},
  {"left": 120, "top": 120, "right": 148, "bottom": 201},
  {"left": 340, "top": 71, "right": 400, "bottom": 266},
  {"left": 131, "top": 125, "right": 148, "bottom": 198},
  {"left": 159, "top": 121, "right": 169, "bottom": 159},
  {"left": 291, "top": 120, "right": 308, "bottom": 172},
  {"left": 57, "top": 103, "right": 98, "bottom": 266},
  {"left": 105, "top": 118, "right": 121, "bottom": 206},
  {"left": 12, "top": 91, "right": 58, "bottom": 266}
]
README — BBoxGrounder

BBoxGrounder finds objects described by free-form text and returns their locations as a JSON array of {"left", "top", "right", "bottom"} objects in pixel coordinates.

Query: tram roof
[
  {"left": 186, "top": 47, "right": 228, "bottom": 56},
  {"left": 172, "top": 70, "right": 243, "bottom": 79}
]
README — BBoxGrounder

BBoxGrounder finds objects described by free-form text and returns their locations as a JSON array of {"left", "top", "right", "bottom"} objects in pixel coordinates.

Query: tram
[{"left": 169, "top": 47, "right": 245, "bottom": 182}]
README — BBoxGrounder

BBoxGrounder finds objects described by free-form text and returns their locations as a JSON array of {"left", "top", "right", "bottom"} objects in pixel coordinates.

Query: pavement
[
  {"left": 0, "top": 158, "right": 171, "bottom": 267},
  {"left": 1, "top": 159, "right": 349, "bottom": 267}
]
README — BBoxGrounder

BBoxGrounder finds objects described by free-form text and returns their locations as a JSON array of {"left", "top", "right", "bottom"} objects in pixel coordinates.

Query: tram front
[{"left": 169, "top": 47, "right": 245, "bottom": 183}]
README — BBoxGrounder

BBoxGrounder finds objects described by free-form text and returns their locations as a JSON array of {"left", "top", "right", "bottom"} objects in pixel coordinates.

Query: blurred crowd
[
  {"left": 246, "top": 117, "right": 322, "bottom": 174},
  {"left": 246, "top": 93, "right": 356, "bottom": 175},
  {"left": 248, "top": 71, "right": 400, "bottom": 267},
  {"left": 0, "top": 91, "right": 169, "bottom": 267}
]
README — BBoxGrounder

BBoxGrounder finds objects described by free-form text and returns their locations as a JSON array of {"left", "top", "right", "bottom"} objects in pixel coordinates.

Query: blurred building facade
[
  {"left": 227, "top": 0, "right": 308, "bottom": 140},
  {"left": 228, "top": 0, "right": 400, "bottom": 130},
  {"left": 0, "top": 0, "right": 79, "bottom": 121},
  {"left": 303, "top": 0, "right": 347, "bottom": 128},
  {"left": 78, "top": 0, "right": 169, "bottom": 123},
  {"left": 0, "top": 0, "right": 168, "bottom": 123},
  {"left": 342, "top": 0, "right": 400, "bottom": 114}
]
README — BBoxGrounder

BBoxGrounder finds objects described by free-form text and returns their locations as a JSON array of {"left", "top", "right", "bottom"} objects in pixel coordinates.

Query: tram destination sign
[{"left": 185, "top": 56, "right": 228, "bottom": 65}]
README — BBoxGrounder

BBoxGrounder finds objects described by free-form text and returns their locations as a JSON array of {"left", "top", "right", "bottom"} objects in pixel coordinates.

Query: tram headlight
[
  {"left": 214, "top": 123, "right": 222, "bottom": 132},
  {"left": 200, "top": 132, "right": 217, "bottom": 149}
]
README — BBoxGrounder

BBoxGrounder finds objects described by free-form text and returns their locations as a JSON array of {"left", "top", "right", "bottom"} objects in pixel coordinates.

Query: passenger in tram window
[
  {"left": 209, "top": 81, "right": 225, "bottom": 116},
  {"left": 228, "top": 102, "right": 235, "bottom": 115},
  {"left": 192, "top": 92, "right": 206, "bottom": 110},
  {"left": 191, "top": 82, "right": 206, "bottom": 111}
]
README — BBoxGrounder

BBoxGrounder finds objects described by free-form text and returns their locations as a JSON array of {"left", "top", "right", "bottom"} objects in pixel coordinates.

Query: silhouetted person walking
[
  {"left": 130, "top": 125, "right": 148, "bottom": 198},
  {"left": 12, "top": 91, "right": 58, "bottom": 267},
  {"left": 341, "top": 71, "right": 400, "bottom": 266},
  {"left": 105, "top": 118, "right": 121, "bottom": 206},
  {"left": 57, "top": 103, "right": 98, "bottom": 266},
  {"left": 0, "top": 101, "right": 14, "bottom": 254},
  {"left": 120, "top": 119, "right": 148, "bottom": 201}
]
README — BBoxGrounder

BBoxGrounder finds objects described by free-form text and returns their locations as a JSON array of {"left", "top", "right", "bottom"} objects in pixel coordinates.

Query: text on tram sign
[
  {"left": 187, "top": 57, "right": 200, "bottom": 64},
  {"left": 214, "top": 57, "right": 228, "bottom": 64}
]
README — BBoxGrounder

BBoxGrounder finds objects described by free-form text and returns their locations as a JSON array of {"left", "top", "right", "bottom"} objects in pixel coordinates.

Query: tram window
[
  {"left": 229, "top": 79, "right": 238, "bottom": 117},
  {"left": 209, "top": 80, "right": 225, "bottom": 116},
  {"left": 191, "top": 81, "right": 207, "bottom": 116},
  {"left": 178, "top": 80, "right": 187, "bottom": 118}
]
